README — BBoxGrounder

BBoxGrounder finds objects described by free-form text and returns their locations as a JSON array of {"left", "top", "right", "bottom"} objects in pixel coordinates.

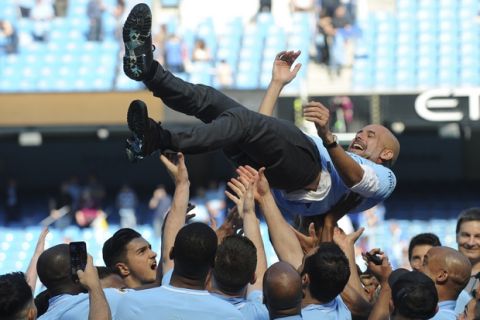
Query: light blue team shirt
[
  {"left": 38, "top": 288, "right": 129, "bottom": 320},
  {"left": 301, "top": 296, "right": 352, "bottom": 320},
  {"left": 272, "top": 135, "right": 396, "bottom": 216},
  {"left": 455, "top": 290, "right": 472, "bottom": 316},
  {"left": 212, "top": 290, "right": 269, "bottom": 320},
  {"left": 115, "top": 284, "right": 244, "bottom": 320},
  {"left": 430, "top": 300, "right": 456, "bottom": 320}
]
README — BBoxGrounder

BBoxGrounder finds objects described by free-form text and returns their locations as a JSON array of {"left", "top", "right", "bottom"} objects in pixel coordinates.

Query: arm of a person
[
  {"left": 258, "top": 51, "right": 302, "bottom": 116},
  {"left": 242, "top": 182, "right": 267, "bottom": 294},
  {"left": 77, "top": 255, "right": 112, "bottom": 320},
  {"left": 237, "top": 166, "right": 304, "bottom": 269},
  {"left": 160, "top": 153, "right": 190, "bottom": 275},
  {"left": 25, "top": 228, "right": 49, "bottom": 292},
  {"left": 365, "top": 249, "right": 393, "bottom": 320},
  {"left": 304, "top": 101, "right": 364, "bottom": 187},
  {"left": 333, "top": 227, "right": 372, "bottom": 317}
]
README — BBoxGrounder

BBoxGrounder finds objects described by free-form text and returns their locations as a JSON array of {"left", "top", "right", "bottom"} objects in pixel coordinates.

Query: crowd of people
[{"left": 1, "top": 2, "right": 480, "bottom": 320}]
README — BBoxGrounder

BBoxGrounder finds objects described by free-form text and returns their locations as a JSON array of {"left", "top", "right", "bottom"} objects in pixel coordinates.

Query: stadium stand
[
  {"left": 353, "top": 0, "right": 480, "bottom": 91},
  {"left": 0, "top": 0, "right": 311, "bottom": 92}
]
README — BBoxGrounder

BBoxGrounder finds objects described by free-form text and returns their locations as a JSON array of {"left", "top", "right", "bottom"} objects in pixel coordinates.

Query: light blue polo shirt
[
  {"left": 38, "top": 288, "right": 129, "bottom": 320},
  {"left": 301, "top": 295, "right": 352, "bottom": 320},
  {"left": 213, "top": 290, "right": 269, "bottom": 320},
  {"left": 115, "top": 284, "right": 244, "bottom": 320},
  {"left": 430, "top": 300, "right": 456, "bottom": 319},
  {"left": 455, "top": 290, "right": 472, "bottom": 316},
  {"left": 272, "top": 135, "right": 396, "bottom": 216}
]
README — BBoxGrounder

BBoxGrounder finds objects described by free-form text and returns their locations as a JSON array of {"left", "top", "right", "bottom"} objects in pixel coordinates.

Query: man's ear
[
  {"left": 380, "top": 149, "right": 394, "bottom": 163},
  {"left": 116, "top": 262, "right": 130, "bottom": 277},
  {"left": 437, "top": 270, "right": 448, "bottom": 284},
  {"left": 169, "top": 247, "right": 175, "bottom": 260},
  {"left": 301, "top": 273, "right": 310, "bottom": 288}
]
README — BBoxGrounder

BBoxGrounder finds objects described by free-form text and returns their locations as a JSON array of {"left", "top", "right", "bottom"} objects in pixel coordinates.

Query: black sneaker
[
  {"left": 126, "top": 100, "right": 170, "bottom": 162},
  {"left": 123, "top": 3, "right": 153, "bottom": 81}
]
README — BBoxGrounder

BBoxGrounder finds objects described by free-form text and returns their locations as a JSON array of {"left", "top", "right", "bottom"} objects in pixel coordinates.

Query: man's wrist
[{"left": 322, "top": 133, "right": 338, "bottom": 149}]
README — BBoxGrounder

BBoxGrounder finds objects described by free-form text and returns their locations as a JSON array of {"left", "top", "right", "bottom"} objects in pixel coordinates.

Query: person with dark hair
[
  {"left": 299, "top": 243, "right": 351, "bottom": 317},
  {"left": 212, "top": 173, "right": 268, "bottom": 319},
  {"left": 102, "top": 227, "right": 157, "bottom": 289},
  {"left": 95, "top": 267, "right": 126, "bottom": 289},
  {"left": 0, "top": 272, "right": 37, "bottom": 320},
  {"left": 121, "top": 3, "right": 399, "bottom": 220},
  {"left": 115, "top": 223, "right": 243, "bottom": 319},
  {"left": 408, "top": 233, "right": 442, "bottom": 272},
  {"left": 36, "top": 244, "right": 123, "bottom": 319},
  {"left": 455, "top": 208, "right": 480, "bottom": 315},
  {"left": 263, "top": 262, "right": 303, "bottom": 320},
  {"left": 421, "top": 246, "right": 471, "bottom": 319},
  {"left": 388, "top": 269, "right": 439, "bottom": 320},
  {"left": 210, "top": 235, "right": 269, "bottom": 319}
]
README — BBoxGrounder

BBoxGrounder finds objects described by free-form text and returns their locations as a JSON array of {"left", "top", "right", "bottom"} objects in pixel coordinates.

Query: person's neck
[
  {"left": 209, "top": 279, "right": 246, "bottom": 298},
  {"left": 471, "top": 260, "right": 480, "bottom": 275},
  {"left": 301, "top": 290, "right": 324, "bottom": 308},
  {"left": 436, "top": 285, "right": 460, "bottom": 302},
  {"left": 170, "top": 271, "right": 206, "bottom": 291},
  {"left": 49, "top": 285, "right": 84, "bottom": 297},
  {"left": 124, "top": 276, "right": 143, "bottom": 289}
]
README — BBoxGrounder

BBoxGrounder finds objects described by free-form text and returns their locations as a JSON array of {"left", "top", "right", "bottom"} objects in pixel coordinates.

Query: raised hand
[
  {"left": 77, "top": 254, "right": 101, "bottom": 291},
  {"left": 236, "top": 166, "right": 270, "bottom": 200},
  {"left": 160, "top": 152, "right": 189, "bottom": 185},
  {"left": 361, "top": 248, "right": 392, "bottom": 284},
  {"left": 303, "top": 101, "right": 332, "bottom": 140},
  {"left": 272, "top": 50, "right": 302, "bottom": 86},
  {"left": 291, "top": 222, "right": 319, "bottom": 254}
]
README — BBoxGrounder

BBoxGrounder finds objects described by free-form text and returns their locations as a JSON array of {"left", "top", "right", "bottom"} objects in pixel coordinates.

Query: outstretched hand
[
  {"left": 160, "top": 152, "right": 189, "bottom": 185},
  {"left": 292, "top": 222, "right": 319, "bottom": 254},
  {"left": 77, "top": 254, "right": 101, "bottom": 292},
  {"left": 303, "top": 101, "right": 332, "bottom": 140},
  {"left": 236, "top": 166, "right": 270, "bottom": 200},
  {"left": 272, "top": 50, "right": 302, "bottom": 86}
]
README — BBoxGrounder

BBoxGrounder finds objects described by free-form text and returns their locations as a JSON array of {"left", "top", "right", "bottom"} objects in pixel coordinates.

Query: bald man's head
[
  {"left": 348, "top": 124, "right": 400, "bottom": 168},
  {"left": 423, "top": 246, "right": 471, "bottom": 299},
  {"left": 263, "top": 262, "right": 303, "bottom": 318},
  {"left": 37, "top": 244, "right": 80, "bottom": 295}
]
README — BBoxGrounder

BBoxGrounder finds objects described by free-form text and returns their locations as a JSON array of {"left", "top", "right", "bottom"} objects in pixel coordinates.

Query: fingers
[
  {"left": 225, "top": 190, "right": 240, "bottom": 203},
  {"left": 350, "top": 227, "right": 365, "bottom": 242},
  {"left": 275, "top": 51, "right": 287, "bottom": 60},
  {"left": 291, "top": 63, "right": 302, "bottom": 75},
  {"left": 159, "top": 154, "right": 176, "bottom": 172},
  {"left": 308, "top": 222, "right": 316, "bottom": 238}
]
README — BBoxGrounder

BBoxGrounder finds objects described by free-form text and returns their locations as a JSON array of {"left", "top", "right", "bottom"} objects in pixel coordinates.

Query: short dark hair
[
  {"left": 34, "top": 290, "right": 51, "bottom": 317},
  {"left": 172, "top": 222, "right": 217, "bottom": 281},
  {"left": 389, "top": 269, "right": 438, "bottom": 319},
  {"left": 408, "top": 233, "right": 441, "bottom": 261},
  {"left": 213, "top": 235, "right": 257, "bottom": 294},
  {"left": 0, "top": 272, "right": 33, "bottom": 319},
  {"left": 302, "top": 242, "right": 350, "bottom": 303},
  {"left": 103, "top": 228, "right": 141, "bottom": 272},
  {"left": 456, "top": 208, "right": 480, "bottom": 234}
]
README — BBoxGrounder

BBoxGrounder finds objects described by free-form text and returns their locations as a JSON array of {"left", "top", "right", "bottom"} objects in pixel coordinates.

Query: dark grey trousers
[{"left": 144, "top": 65, "right": 321, "bottom": 191}]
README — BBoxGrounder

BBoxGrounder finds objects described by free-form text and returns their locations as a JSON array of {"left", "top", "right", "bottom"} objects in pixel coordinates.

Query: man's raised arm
[
  {"left": 304, "top": 101, "right": 364, "bottom": 187},
  {"left": 237, "top": 166, "right": 304, "bottom": 269},
  {"left": 258, "top": 50, "right": 302, "bottom": 116},
  {"left": 159, "top": 153, "right": 190, "bottom": 275}
]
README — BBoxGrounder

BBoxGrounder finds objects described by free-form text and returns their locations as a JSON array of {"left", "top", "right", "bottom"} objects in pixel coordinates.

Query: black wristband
[{"left": 323, "top": 135, "right": 338, "bottom": 149}]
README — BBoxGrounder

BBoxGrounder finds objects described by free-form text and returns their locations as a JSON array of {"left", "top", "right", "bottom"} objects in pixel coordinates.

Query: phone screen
[{"left": 69, "top": 241, "right": 87, "bottom": 282}]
